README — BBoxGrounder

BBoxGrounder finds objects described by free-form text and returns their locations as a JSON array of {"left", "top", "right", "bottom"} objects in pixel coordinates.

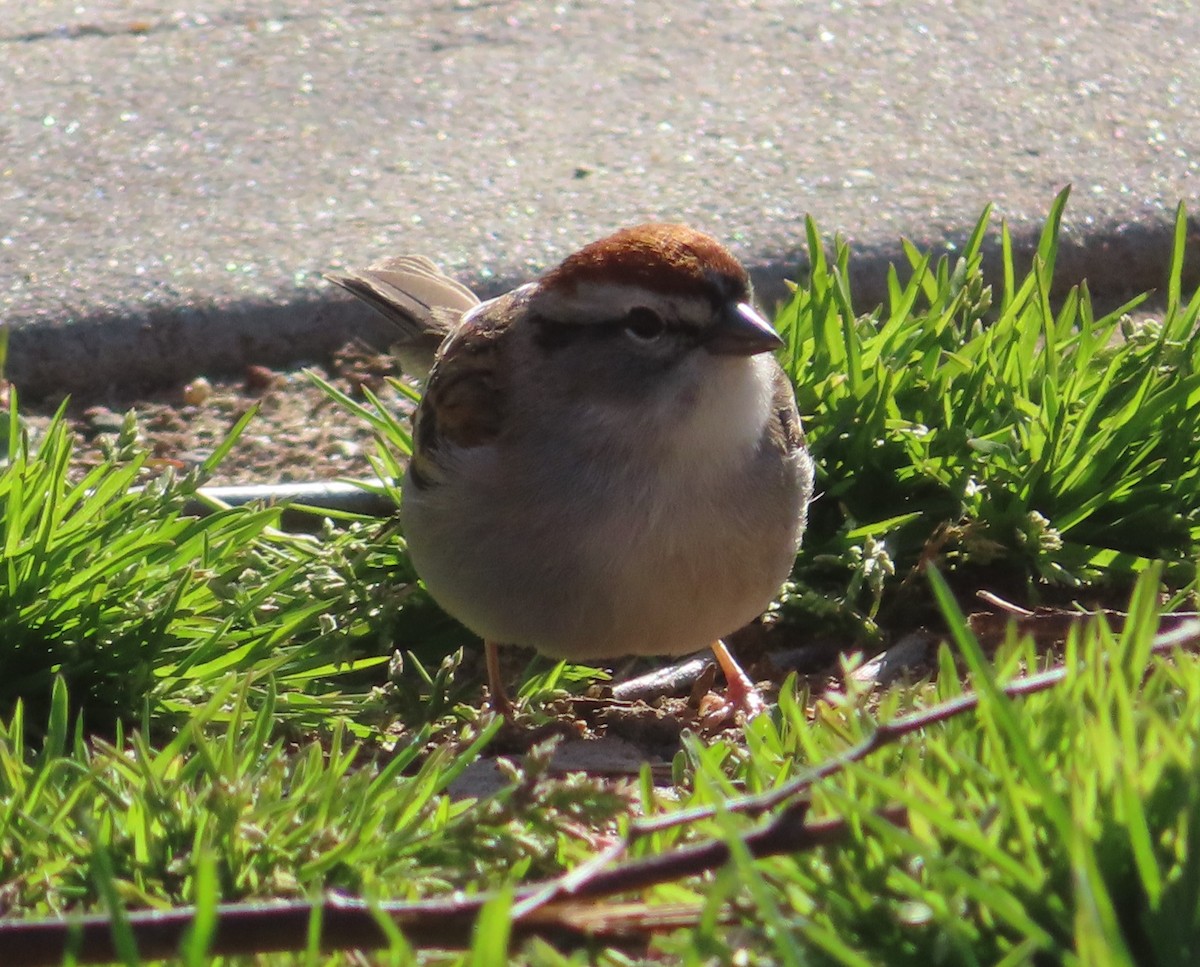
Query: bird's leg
[
  {"left": 484, "top": 639, "right": 516, "bottom": 721},
  {"left": 710, "top": 639, "right": 767, "bottom": 718}
]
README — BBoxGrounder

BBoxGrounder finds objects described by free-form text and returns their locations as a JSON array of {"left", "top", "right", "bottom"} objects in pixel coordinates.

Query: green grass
[
  {"left": 776, "top": 188, "right": 1200, "bottom": 636},
  {"left": 0, "top": 401, "right": 410, "bottom": 735},
  {"left": 0, "top": 190, "right": 1197, "bottom": 964}
]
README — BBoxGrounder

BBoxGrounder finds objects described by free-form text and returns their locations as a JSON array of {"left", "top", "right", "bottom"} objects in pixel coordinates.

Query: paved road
[{"left": 2, "top": 1, "right": 1196, "bottom": 397}]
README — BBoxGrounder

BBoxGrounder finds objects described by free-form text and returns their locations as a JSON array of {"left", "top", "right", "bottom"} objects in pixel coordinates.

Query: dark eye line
[
  {"left": 530, "top": 314, "right": 601, "bottom": 351},
  {"left": 531, "top": 311, "right": 704, "bottom": 352}
]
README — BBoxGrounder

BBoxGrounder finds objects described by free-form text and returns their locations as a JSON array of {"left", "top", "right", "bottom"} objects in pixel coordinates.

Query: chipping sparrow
[{"left": 327, "top": 224, "right": 815, "bottom": 718}]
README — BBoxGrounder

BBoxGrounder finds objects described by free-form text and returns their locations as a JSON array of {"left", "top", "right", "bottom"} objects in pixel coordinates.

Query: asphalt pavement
[{"left": 2, "top": 1, "right": 1197, "bottom": 398}]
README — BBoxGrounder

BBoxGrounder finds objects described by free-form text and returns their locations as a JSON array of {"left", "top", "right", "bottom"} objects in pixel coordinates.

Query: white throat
[{"left": 660, "top": 352, "right": 776, "bottom": 471}]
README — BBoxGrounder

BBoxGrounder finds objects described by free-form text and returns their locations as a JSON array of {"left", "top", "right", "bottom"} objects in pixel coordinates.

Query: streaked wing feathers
[{"left": 408, "top": 296, "right": 516, "bottom": 485}]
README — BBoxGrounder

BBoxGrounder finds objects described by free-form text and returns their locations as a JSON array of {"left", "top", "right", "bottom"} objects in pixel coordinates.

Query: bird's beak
[{"left": 705, "top": 302, "right": 785, "bottom": 356}]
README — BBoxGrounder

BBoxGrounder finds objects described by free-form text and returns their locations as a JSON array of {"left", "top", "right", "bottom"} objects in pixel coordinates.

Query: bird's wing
[{"left": 406, "top": 294, "right": 520, "bottom": 487}]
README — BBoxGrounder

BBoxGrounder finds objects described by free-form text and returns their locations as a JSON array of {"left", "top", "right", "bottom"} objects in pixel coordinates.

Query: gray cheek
[{"left": 554, "top": 342, "right": 686, "bottom": 403}]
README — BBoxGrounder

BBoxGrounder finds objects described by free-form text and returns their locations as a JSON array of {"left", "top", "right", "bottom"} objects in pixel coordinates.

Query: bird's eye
[{"left": 622, "top": 307, "right": 666, "bottom": 343}]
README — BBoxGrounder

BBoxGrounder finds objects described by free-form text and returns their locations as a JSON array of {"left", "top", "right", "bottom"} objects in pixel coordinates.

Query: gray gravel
[{"left": 2, "top": 1, "right": 1197, "bottom": 398}]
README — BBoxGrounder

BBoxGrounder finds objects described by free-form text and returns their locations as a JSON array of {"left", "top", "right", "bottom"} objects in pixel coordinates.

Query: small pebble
[
  {"left": 182, "top": 377, "right": 213, "bottom": 406},
  {"left": 243, "top": 364, "right": 278, "bottom": 393},
  {"left": 82, "top": 405, "right": 125, "bottom": 433}
]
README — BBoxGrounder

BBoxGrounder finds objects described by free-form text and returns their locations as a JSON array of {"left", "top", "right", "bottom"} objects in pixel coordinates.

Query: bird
[{"left": 327, "top": 223, "right": 814, "bottom": 719}]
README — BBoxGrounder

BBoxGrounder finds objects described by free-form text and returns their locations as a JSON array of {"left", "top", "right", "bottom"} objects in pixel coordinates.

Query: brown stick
[{"left": 0, "top": 805, "right": 899, "bottom": 965}]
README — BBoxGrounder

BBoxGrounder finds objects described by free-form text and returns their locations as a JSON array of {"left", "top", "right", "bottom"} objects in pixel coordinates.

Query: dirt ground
[{"left": 18, "top": 345, "right": 403, "bottom": 487}]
